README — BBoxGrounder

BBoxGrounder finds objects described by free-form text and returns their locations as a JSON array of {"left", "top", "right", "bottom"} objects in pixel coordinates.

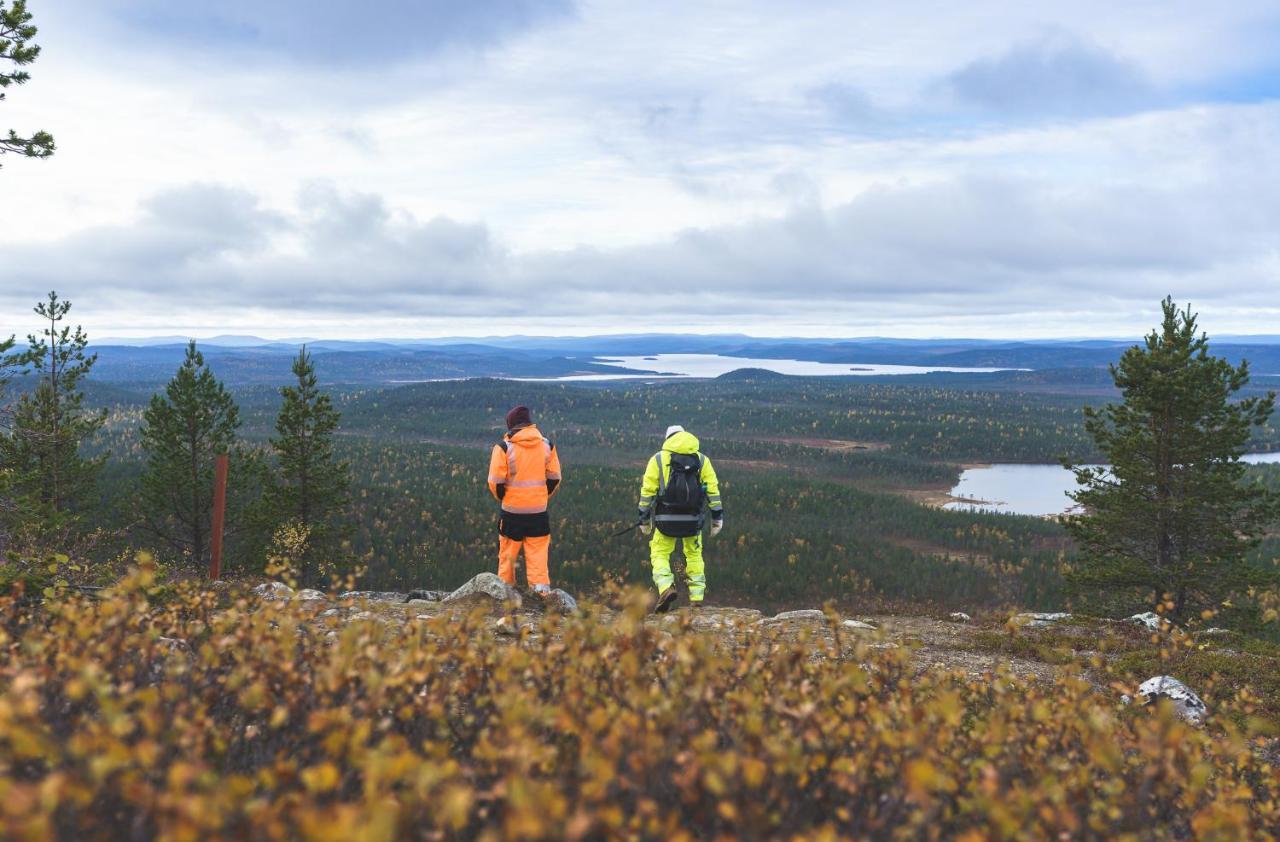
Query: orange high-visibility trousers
[{"left": 498, "top": 534, "right": 551, "bottom": 589}]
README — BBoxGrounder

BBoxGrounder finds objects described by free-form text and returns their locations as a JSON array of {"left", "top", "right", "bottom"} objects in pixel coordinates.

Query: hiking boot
[
  {"left": 689, "top": 601, "right": 704, "bottom": 610},
  {"left": 655, "top": 586, "right": 678, "bottom": 614}
]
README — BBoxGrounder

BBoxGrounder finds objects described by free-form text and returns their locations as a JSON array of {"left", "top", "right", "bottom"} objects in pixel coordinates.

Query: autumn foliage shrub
[{"left": 1, "top": 568, "right": 1279, "bottom": 840}]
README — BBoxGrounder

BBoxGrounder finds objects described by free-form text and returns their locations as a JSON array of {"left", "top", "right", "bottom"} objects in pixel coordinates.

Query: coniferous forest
[{"left": 4, "top": 292, "right": 1279, "bottom": 621}]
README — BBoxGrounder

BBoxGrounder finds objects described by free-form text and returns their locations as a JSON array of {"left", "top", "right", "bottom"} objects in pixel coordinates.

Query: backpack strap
[{"left": 654, "top": 451, "right": 667, "bottom": 499}]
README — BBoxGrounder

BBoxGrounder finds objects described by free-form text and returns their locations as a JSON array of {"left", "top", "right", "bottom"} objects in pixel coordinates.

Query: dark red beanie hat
[{"left": 505, "top": 405, "right": 532, "bottom": 430}]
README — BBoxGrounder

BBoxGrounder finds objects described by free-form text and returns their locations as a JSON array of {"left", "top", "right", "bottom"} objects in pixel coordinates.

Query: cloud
[
  {"left": 5, "top": 131, "right": 1277, "bottom": 332},
  {"left": 807, "top": 83, "right": 879, "bottom": 128},
  {"left": 81, "top": 0, "right": 575, "bottom": 64},
  {"left": 8, "top": 2, "right": 1280, "bottom": 337},
  {"left": 941, "top": 32, "right": 1153, "bottom": 118}
]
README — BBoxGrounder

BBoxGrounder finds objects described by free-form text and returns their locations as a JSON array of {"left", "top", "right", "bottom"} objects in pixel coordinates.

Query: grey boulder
[
  {"left": 1127, "top": 611, "right": 1163, "bottom": 631},
  {"left": 442, "top": 573, "right": 523, "bottom": 608},
  {"left": 1138, "top": 676, "right": 1207, "bottom": 725},
  {"left": 253, "top": 582, "right": 294, "bottom": 600},
  {"left": 542, "top": 588, "right": 579, "bottom": 614}
]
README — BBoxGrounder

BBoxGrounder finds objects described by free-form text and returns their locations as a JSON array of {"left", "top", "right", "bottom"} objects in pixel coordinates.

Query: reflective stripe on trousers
[{"left": 649, "top": 531, "right": 705, "bottom": 602}]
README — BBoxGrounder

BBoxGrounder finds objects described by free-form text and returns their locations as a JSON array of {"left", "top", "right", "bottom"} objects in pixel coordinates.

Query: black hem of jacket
[{"left": 499, "top": 511, "right": 551, "bottom": 540}]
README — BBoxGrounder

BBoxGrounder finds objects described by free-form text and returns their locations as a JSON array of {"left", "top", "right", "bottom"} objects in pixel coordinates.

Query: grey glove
[
  {"left": 710, "top": 518, "right": 723, "bottom": 537},
  {"left": 640, "top": 522, "right": 653, "bottom": 536}
]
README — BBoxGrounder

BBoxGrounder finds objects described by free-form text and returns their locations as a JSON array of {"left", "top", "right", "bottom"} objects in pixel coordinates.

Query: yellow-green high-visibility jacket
[{"left": 637, "top": 430, "right": 723, "bottom": 526}]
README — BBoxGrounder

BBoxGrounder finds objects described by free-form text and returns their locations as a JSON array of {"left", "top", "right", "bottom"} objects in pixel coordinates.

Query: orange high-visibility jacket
[{"left": 487, "top": 425, "right": 562, "bottom": 515}]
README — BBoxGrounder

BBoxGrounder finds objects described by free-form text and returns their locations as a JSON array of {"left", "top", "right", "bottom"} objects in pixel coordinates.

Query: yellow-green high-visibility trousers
[{"left": 650, "top": 530, "right": 705, "bottom": 602}]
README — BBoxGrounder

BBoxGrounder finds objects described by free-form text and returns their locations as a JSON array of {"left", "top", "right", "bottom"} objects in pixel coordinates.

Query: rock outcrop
[
  {"left": 254, "top": 582, "right": 294, "bottom": 601},
  {"left": 1127, "top": 612, "right": 1162, "bottom": 631},
  {"left": 1012, "top": 612, "right": 1071, "bottom": 628},
  {"left": 442, "top": 573, "right": 523, "bottom": 608},
  {"left": 767, "top": 609, "right": 828, "bottom": 623},
  {"left": 541, "top": 589, "right": 579, "bottom": 614},
  {"left": 403, "top": 589, "right": 449, "bottom": 603},
  {"left": 1138, "top": 676, "right": 1207, "bottom": 725},
  {"left": 339, "top": 591, "right": 405, "bottom": 602}
]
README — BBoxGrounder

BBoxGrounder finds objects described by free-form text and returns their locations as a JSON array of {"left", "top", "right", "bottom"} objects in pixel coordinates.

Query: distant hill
[
  {"left": 52, "top": 333, "right": 1280, "bottom": 389},
  {"left": 716, "top": 367, "right": 794, "bottom": 381},
  {"left": 86, "top": 344, "right": 652, "bottom": 387}
]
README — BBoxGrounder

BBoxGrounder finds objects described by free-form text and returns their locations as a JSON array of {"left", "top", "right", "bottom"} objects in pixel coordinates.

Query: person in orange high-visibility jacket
[{"left": 487, "top": 405, "right": 562, "bottom": 594}]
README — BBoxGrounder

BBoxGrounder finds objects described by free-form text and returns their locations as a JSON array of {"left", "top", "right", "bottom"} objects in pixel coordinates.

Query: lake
[
  {"left": 946, "top": 453, "right": 1280, "bottom": 517},
  {"left": 543, "top": 353, "right": 1019, "bottom": 381}
]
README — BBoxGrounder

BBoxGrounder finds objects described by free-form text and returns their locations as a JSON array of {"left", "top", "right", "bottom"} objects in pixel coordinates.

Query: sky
[{"left": 2, "top": 0, "right": 1279, "bottom": 340}]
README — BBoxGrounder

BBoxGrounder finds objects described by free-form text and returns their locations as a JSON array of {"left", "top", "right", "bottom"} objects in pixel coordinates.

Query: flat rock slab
[
  {"left": 442, "top": 573, "right": 523, "bottom": 608},
  {"left": 404, "top": 589, "right": 449, "bottom": 603},
  {"left": 688, "top": 608, "right": 764, "bottom": 629},
  {"left": 766, "top": 609, "right": 829, "bottom": 623},
  {"left": 1012, "top": 612, "right": 1072, "bottom": 628},
  {"left": 295, "top": 589, "right": 327, "bottom": 602},
  {"left": 842, "top": 619, "right": 877, "bottom": 630}
]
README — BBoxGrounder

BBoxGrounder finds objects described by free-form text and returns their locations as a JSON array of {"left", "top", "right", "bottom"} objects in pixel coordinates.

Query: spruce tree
[
  {"left": 1065, "top": 297, "right": 1280, "bottom": 622},
  {"left": 139, "top": 341, "right": 242, "bottom": 569},
  {"left": 0, "top": 292, "right": 106, "bottom": 537},
  {"left": 267, "top": 347, "right": 350, "bottom": 586},
  {"left": 1, "top": 1, "right": 55, "bottom": 166}
]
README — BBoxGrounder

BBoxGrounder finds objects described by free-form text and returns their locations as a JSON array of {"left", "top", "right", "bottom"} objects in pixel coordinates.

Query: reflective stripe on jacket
[
  {"left": 637, "top": 430, "right": 722, "bottom": 519},
  {"left": 488, "top": 425, "right": 562, "bottom": 515}
]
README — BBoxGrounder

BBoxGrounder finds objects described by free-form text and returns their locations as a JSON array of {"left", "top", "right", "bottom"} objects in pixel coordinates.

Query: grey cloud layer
[
  {"left": 942, "top": 33, "right": 1152, "bottom": 117},
  {"left": 72, "top": 0, "right": 574, "bottom": 63},
  {"left": 7, "top": 145, "right": 1276, "bottom": 324}
]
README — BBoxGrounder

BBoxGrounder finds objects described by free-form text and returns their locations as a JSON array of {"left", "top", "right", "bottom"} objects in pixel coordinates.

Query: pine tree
[
  {"left": 139, "top": 341, "right": 243, "bottom": 569},
  {"left": 0, "top": 292, "right": 106, "bottom": 538},
  {"left": 267, "top": 347, "right": 350, "bottom": 586},
  {"left": 1065, "top": 297, "right": 1280, "bottom": 622},
  {"left": 1, "top": 0, "right": 55, "bottom": 166}
]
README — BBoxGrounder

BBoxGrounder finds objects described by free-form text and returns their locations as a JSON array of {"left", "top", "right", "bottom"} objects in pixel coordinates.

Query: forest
[
  {"left": 4, "top": 294, "right": 1280, "bottom": 620},
  {"left": 81, "top": 376, "right": 1076, "bottom": 610}
]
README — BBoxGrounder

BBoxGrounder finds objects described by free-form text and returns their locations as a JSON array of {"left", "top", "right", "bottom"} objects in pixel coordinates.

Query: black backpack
[{"left": 660, "top": 452, "right": 706, "bottom": 514}]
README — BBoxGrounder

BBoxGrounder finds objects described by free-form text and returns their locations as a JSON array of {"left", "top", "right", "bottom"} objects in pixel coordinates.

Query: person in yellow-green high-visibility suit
[{"left": 637, "top": 425, "right": 723, "bottom": 612}]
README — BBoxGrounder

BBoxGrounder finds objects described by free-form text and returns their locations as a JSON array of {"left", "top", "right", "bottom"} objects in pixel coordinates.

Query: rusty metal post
[{"left": 210, "top": 453, "right": 229, "bottom": 580}]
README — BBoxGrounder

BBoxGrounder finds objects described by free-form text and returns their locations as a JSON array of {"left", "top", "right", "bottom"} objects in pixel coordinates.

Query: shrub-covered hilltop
[{"left": 2, "top": 572, "right": 1279, "bottom": 841}]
